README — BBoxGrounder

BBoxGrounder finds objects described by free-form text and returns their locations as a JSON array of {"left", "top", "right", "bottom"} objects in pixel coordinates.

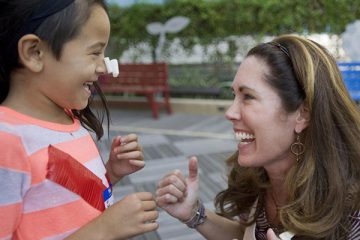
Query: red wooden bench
[{"left": 98, "top": 62, "right": 172, "bottom": 119}]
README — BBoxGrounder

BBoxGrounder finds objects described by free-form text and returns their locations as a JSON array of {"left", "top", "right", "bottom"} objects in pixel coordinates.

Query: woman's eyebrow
[{"left": 239, "top": 85, "right": 254, "bottom": 92}]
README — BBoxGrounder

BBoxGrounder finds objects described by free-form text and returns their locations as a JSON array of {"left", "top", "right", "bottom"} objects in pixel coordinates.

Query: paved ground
[{"left": 96, "top": 108, "right": 237, "bottom": 240}]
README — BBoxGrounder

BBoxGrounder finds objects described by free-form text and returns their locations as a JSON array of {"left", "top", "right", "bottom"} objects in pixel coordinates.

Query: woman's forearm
[{"left": 195, "top": 209, "right": 244, "bottom": 240}]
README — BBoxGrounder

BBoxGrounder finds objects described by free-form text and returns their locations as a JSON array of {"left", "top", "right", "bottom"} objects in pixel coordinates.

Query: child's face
[{"left": 40, "top": 5, "right": 110, "bottom": 111}]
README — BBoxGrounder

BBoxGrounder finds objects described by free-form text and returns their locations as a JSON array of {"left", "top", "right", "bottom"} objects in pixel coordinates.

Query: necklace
[
  {"left": 266, "top": 191, "right": 283, "bottom": 229},
  {"left": 270, "top": 191, "right": 280, "bottom": 210}
]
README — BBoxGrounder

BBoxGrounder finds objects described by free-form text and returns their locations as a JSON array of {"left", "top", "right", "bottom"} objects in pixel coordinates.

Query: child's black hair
[{"left": 0, "top": 0, "right": 110, "bottom": 140}]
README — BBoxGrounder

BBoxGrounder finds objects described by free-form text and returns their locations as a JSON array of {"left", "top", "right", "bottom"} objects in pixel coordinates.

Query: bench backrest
[
  {"left": 99, "top": 62, "right": 169, "bottom": 88},
  {"left": 338, "top": 62, "right": 360, "bottom": 100}
]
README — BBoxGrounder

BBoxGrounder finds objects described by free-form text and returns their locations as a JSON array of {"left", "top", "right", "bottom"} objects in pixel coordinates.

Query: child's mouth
[{"left": 83, "top": 82, "right": 93, "bottom": 94}]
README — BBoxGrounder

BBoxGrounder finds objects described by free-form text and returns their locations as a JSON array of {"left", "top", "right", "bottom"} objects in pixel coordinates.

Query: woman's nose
[{"left": 225, "top": 100, "right": 241, "bottom": 121}]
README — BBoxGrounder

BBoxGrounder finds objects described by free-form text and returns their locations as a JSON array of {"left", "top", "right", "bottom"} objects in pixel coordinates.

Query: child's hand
[
  {"left": 106, "top": 134, "right": 144, "bottom": 184},
  {"left": 98, "top": 192, "right": 159, "bottom": 239}
]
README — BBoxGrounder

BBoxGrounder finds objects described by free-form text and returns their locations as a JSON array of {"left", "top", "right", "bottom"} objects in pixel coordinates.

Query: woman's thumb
[{"left": 188, "top": 156, "right": 198, "bottom": 181}]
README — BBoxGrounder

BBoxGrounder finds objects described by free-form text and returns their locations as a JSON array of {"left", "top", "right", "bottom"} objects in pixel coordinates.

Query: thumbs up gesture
[{"left": 156, "top": 157, "right": 200, "bottom": 221}]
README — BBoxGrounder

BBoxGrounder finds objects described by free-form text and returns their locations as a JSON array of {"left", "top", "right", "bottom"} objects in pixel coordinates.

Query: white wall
[{"left": 118, "top": 33, "right": 348, "bottom": 64}]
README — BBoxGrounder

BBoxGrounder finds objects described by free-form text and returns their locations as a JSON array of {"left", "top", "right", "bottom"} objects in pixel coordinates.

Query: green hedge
[{"left": 106, "top": 0, "right": 360, "bottom": 60}]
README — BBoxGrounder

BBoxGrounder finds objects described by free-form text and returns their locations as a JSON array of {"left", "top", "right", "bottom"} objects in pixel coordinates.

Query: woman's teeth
[{"left": 235, "top": 132, "right": 255, "bottom": 145}]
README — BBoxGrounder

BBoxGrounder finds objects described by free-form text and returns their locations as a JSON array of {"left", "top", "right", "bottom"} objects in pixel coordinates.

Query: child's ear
[
  {"left": 295, "top": 104, "right": 310, "bottom": 133},
  {"left": 17, "top": 34, "right": 45, "bottom": 73}
]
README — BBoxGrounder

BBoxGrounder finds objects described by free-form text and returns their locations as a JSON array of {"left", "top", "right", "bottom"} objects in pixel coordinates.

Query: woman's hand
[
  {"left": 156, "top": 156, "right": 200, "bottom": 222},
  {"left": 106, "top": 134, "right": 144, "bottom": 184},
  {"left": 267, "top": 229, "right": 280, "bottom": 240}
]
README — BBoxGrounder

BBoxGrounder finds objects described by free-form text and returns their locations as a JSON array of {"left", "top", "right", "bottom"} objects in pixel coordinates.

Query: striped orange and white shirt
[{"left": 0, "top": 106, "right": 111, "bottom": 240}]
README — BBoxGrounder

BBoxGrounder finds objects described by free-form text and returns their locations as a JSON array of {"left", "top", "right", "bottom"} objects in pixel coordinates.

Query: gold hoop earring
[{"left": 291, "top": 134, "right": 305, "bottom": 162}]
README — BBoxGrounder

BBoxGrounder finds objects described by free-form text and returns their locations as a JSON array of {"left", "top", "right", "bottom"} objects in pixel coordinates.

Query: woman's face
[{"left": 226, "top": 56, "right": 299, "bottom": 170}]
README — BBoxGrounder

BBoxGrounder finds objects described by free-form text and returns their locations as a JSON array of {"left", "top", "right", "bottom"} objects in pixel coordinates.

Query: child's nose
[{"left": 96, "top": 59, "right": 107, "bottom": 74}]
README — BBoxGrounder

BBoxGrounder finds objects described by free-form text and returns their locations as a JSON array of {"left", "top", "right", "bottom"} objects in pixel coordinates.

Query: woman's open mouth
[{"left": 234, "top": 131, "right": 256, "bottom": 145}]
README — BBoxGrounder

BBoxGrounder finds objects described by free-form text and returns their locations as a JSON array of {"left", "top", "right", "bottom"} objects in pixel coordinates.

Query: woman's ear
[
  {"left": 295, "top": 105, "right": 310, "bottom": 133},
  {"left": 17, "top": 34, "right": 45, "bottom": 73}
]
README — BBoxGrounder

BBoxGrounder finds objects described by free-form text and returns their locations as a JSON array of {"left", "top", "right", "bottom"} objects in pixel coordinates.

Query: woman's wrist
[{"left": 181, "top": 200, "right": 207, "bottom": 228}]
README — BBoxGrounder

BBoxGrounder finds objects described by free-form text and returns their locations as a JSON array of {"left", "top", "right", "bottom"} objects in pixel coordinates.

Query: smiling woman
[{"left": 155, "top": 35, "right": 360, "bottom": 240}]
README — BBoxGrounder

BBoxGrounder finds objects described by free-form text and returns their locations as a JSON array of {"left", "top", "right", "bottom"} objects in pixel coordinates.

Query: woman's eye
[
  {"left": 243, "top": 94, "right": 254, "bottom": 100},
  {"left": 93, "top": 52, "right": 102, "bottom": 56}
]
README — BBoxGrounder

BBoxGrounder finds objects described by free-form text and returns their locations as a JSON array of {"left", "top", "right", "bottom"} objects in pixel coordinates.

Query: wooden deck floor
[{"left": 96, "top": 108, "right": 236, "bottom": 240}]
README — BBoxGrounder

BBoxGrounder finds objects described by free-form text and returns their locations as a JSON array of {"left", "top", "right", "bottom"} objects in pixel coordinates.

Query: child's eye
[{"left": 93, "top": 52, "right": 102, "bottom": 56}]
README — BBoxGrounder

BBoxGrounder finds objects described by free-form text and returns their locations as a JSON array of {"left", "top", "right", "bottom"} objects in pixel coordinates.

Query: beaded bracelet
[{"left": 181, "top": 200, "right": 207, "bottom": 228}]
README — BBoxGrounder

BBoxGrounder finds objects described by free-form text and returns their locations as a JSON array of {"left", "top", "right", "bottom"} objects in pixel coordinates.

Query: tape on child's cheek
[
  {"left": 104, "top": 57, "right": 119, "bottom": 77},
  {"left": 110, "top": 59, "right": 119, "bottom": 77},
  {"left": 104, "top": 57, "right": 113, "bottom": 74}
]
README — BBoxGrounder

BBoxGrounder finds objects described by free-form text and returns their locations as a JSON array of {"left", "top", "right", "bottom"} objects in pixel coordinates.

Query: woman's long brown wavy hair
[{"left": 215, "top": 35, "right": 360, "bottom": 239}]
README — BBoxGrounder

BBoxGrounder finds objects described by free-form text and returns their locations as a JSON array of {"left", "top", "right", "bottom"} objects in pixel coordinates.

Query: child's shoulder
[
  {"left": 0, "top": 106, "right": 81, "bottom": 132},
  {"left": 0, "top": 106, "right": 40, "bottom": 122},
  {"left": 0, "top": 106, "right": 25, "bottom": 130}
]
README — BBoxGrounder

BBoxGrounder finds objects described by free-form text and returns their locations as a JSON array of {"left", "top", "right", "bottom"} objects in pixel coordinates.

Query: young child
[{"left": 0, "top": 0, "right": 159, "bottom": 239}]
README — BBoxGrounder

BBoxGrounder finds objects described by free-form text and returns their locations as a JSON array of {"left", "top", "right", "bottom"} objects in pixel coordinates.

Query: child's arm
[
  {"left": 105, "top": 134, "right": 144, "bottom": 184},
  {"left": 65, "top": 191, "right": 159, "bottom": 240}
]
